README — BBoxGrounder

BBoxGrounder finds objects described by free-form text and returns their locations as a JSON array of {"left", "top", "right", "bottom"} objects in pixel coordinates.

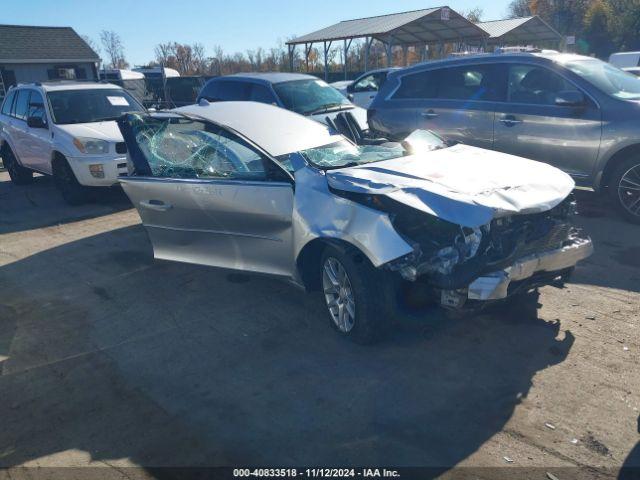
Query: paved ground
[{"left": 0, "top": 171, "right": 638, "bottom": 478}]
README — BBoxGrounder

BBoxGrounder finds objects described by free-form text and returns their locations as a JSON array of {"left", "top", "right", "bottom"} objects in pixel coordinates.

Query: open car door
[{"left": 117, "top": 113, "right": 295, "bottom": 277}]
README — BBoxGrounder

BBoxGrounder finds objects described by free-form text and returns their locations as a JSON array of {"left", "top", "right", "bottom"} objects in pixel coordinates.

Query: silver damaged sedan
[{"left": 117, "top": 102, "right": 593, "bottom": 343}]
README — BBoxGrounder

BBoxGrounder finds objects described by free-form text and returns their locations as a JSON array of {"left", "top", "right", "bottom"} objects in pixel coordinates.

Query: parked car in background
[
  {"left": 116, "top": 101, "right": 592, "bottom": 343},
  {"left": 610, "top": 51, "right": 640, "bottom": 70},
  {"left": 331, "top": 67, "right": 400, "bottom": 108},
  {"left": 369, "top": 52, "right": 640, "bottom": 224},
  {"left": 197, "top": 73, "right": 369, "bottom": 130},
  {"left": 0, "top": 82, "right": 144, "bottom": 204}
]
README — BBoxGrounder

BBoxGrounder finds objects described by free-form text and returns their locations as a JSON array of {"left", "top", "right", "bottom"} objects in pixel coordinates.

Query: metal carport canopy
[
  {"left": 287, "top": 6, "right": 488, "bottom": 46},
  {"left": 475, "top": 16, "right": 562, "bottom": 45},
  {"left": 286, "top": 6, "right": 489, "bottom": 80}
]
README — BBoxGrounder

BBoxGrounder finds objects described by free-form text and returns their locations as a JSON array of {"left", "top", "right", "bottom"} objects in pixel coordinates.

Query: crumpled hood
[
  {"left": 326, "top": 144, "right": 575, "bottom": 228},
  {"left": 56, "top": 121, "right": 124, "bottom": 142}
]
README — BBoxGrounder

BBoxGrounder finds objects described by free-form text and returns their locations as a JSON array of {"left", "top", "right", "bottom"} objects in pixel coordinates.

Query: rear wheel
[
  {"left": 52, "top": 157, "right": 89, "bottom": 205},
  {"left": 609, "top": 156, "right": 640, "bottom": 224},
  {"left": 2, "top": 144, "right": 33, "bottom": 185},
  {"left": 320, "top": 245, "right": 391, "bottom": 344}
]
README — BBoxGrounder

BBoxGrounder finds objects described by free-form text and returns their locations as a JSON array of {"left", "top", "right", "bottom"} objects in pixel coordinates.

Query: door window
[
  {"left": 393, "top": 70, "right": 437, "bottom": 99},
  {"left": 28, "top": 90, "right": 47, "bottom": 124},
  {"left": 508, "top": 65, "right": 581, "bottom": 105},
  {"left": 13, "top": 89, "right": 30, "bottom": 120},
  {"left": 129, "top": 115, "right": 267, "bottom": 180},
  {"left": 437, "top": 65, "right": 498, "bottom": 101},
  {"left": 215, "top": 81, "right": 250, "bottom": 101}
]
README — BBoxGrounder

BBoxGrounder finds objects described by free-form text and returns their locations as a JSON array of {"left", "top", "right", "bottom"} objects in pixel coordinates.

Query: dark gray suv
[{"left": 369, "top": 52, "right": 640, "bottom": 223}]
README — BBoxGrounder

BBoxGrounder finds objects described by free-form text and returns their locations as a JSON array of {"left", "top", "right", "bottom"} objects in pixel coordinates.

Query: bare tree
[
  {"left": 100, "top": 30, "right": 128, "bottom": 69},
  {"left": 463, "top": 7, "right": 484, "bottom": 23}
]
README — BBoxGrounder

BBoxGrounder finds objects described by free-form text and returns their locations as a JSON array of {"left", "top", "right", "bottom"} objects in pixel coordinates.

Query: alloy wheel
[
  {"left": 618, "top": 163, "right": 640, "bottom": 218},
  {"left": 322, "top": 257, "right": 356, "bottom": 333}
]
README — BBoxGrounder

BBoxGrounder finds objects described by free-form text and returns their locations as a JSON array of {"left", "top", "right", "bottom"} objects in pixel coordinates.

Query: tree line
[
  {"left": 84, "top": 2, "right": 640, "bottom": 76},
  {"left": 507, "top": 0, "right": 640, "bottom": 58}
]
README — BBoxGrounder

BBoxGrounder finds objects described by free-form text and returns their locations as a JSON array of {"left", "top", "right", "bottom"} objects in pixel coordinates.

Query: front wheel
[
  {"left": 609, "top": 156, "right": 640, "bottom": 224},
  {"left": 321, "top": 245, "right": 391, "bottom": 344},
  {"left": 3, "top": 144, "right": 33, "bottom": 185},
  {"left": 52, "top": 157, "right": 89, "bottom": 205}
]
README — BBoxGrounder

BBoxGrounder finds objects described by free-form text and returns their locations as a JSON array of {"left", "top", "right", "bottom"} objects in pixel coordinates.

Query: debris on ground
[
  {"left": 585, "top": 315, "right": 596, "bottom": 320},
  {"left": 545, "top": 422, "right": 556, "bottom": 430},
  {"left": 503, "top": 456, "right": 514, "bottom": 463},
  {"left": 582, "top": 433, "right": 610, "bottom": 456},
  {"left": 570, "top": 438, "right": 579, "bottom": 445},
  {"left": 546, "top": 472, "right": 560, "bottom": 480}
]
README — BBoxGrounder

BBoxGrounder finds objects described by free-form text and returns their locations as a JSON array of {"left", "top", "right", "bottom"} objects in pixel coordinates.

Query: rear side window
[
  {"left": 393, "top": 70, "right": 437, "bottom": 99},
  {"left": 1, "top": 90, "right": 16, "bottom": 115},
  {"left": 437, "top": 65, "right": 499, "bottom": 101},
  {"left": 203, "top": 80, "right": 250, "bottom": 101},
  {"left": 13, "top": 89, "right": 30, "bottom": 120},
  {"left": 199, "top": 81, "right": 219, "bottom": 101}
]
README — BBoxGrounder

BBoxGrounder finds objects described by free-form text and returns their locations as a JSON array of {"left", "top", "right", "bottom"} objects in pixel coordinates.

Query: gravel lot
[{"left": 0, "top": 171, "right": 638, "bottom": 478}]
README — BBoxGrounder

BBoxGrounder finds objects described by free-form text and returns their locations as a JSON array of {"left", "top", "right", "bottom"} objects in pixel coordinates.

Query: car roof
[
  {"left": 391, "top": 52, "right": 595, "bottom": 77},
  {"left": 15, "top": 81, "right": 124, "bottom": 92},
  {"left": 174, "top": 101, "right": 342, "bottom": 157},
  {"left": 213, "top": 72, "right": 319, "bottom": 85}
]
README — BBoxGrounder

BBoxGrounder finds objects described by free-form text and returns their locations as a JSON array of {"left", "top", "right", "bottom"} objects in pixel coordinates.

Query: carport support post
[
  {"left": 402, "top": 45, "right": 408, "bottom": 66},
  {"left": 323, "top": 41, "right": 331, "bottom": 81},
  {"left": 288, "top": 44, "right": 295, "bottom": 72},
  {"left": 343, "top": 38, "right": 352, "bottom": 80},
  {"left": 385, "top": 39, "right": 393, "bottom": 67},
  {"left": 364, "top": 37, "right": 373, "bottom": 72}
]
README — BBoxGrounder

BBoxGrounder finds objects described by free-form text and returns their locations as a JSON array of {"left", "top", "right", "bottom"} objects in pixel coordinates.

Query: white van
[{"left": 609, "top": 51, "right": 640, "bottom": 70}]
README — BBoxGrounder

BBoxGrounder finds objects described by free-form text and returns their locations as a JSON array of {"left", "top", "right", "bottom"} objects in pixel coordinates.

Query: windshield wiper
[{"left": 304, "top": 103, "right": 354, "bottom": 116}]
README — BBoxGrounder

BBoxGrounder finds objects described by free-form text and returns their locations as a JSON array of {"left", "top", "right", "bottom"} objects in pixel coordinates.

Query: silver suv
[{"left": 369, "top": 52, "right": 640, "bottom": 224}]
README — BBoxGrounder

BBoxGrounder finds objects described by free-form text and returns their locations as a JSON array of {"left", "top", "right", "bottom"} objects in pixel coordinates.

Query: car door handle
[
  {"left": 139, "top": 200, "right": 172, "bottom": 211},
  {"left": 421, "top": 110, "right": 439, "bottom": 119},
  {"left": 499, "top": 116, "right": 523, "bottom": 127}
]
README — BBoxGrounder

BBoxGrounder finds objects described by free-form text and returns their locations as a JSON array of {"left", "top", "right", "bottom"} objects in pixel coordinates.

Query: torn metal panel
[
  {"left": 326, "top": 144, "right": 576, "bottom": 228},
  {"left": 292, "top": 166, "right": 414, "bottom": 269}
]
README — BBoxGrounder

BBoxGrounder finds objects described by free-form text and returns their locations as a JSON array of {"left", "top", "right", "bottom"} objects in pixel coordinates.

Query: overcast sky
[{"left": 4, "top": 0, "right": 511, "bottom": 66}]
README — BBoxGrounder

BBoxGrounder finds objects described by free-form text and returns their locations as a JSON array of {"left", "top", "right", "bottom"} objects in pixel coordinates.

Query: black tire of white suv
[
  {"left": 2, "top": 144, "right": 33, "bottom": 185},
  {"left": 608, "top": 155, "right": 640, "bottom": 225},
  {"left": 52, "top": 156, "right": 89, "bottom": 205}
]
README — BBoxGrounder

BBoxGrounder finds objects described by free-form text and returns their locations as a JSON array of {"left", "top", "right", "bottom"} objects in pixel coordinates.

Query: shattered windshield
[
  {"left": 300, "top": 141, "right": 405, "bottom": 169},
  {"left": 280, "top": 130, "right": 448, "bottom": 170},
  {"left": 273, "top": 79, "right": 352, "bottom": 115}
]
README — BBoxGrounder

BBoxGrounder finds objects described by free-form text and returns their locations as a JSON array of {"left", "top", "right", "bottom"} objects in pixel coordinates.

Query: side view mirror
[
  {"left": 347, "top": 93, "right": 355, "bottom": 102},
  {"left": 27, "top": 116, "right": 47, "bottom": 129},
  {"left": 346, "top": 84, "right": 354, "bottom": 94},
  {"left": 555, "top": 90, "right": 585, "bottom": 107}
]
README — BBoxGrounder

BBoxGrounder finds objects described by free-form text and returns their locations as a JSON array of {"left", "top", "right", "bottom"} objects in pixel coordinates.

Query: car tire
[
  {"left": 52, "top": 157, "right": 89, "bottom": 205},
  {"left": 608, "top": 155, "right": 640, "bottom": 224},
  {"left": 2, "top": 144, "right": 33, "bottom": 185},
  {"left": 320, "top": 244, "right": 391, "bottom": 344}
]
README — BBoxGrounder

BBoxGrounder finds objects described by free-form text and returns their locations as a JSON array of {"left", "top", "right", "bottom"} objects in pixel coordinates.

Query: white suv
[{"left": 0, "top": 82, "right": 145, "bottom": 204}]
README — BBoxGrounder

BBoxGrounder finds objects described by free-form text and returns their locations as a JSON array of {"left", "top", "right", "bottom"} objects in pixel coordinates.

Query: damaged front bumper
[{"left": 440, "top": 235, "right": 593, "bottom": 308}]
